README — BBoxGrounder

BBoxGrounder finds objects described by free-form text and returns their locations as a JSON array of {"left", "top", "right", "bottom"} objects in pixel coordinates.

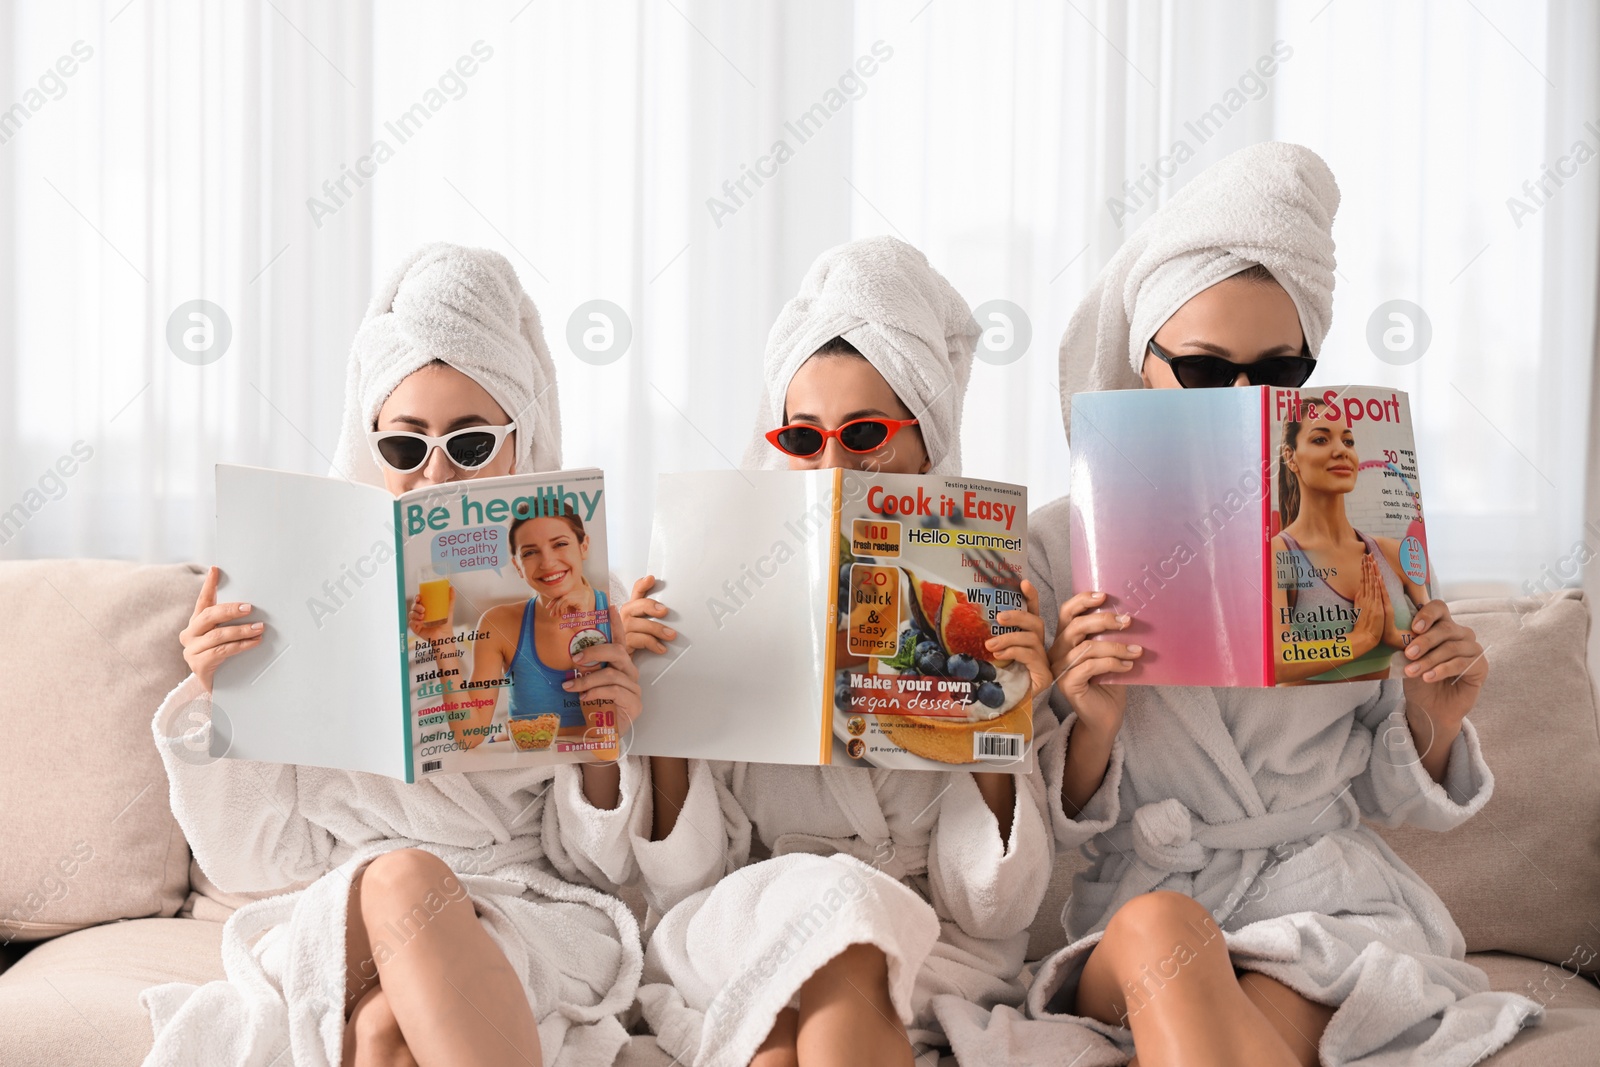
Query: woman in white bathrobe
[
  {"left": 998, "top": 143, "right": 1546, "bottom": 1066},
  {"left": 566, "top": 236, "right": 1058, "bottom": 1067},
  {"left": 146, "top": 244, "right": 644, "bottom": 1067}
]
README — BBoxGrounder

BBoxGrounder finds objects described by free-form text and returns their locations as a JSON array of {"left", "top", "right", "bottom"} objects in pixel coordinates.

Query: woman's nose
[
  {"left": 418, "top": 444, "right": 459, "bottom": 484},
  {"left": 821, "top": 438, "right": 861, "bottom": 469},
  {"left": 1232, "top": 371, "right": 1251, "bottom": 386}
]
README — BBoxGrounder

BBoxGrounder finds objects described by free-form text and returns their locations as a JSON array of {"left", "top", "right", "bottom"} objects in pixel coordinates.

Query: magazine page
[
  {"left": 1067, "top": 388, "right": 1270, "bottom": 687},
  {"left": 1268, "top": 386, "right": 1432, "bottom": 685},
  {"left": 398, "top": 468, "right": 619, "bottom": 778},
  {"left": 629, "top": 470, "right": 836, "bottom": 765},
  {"left": 831, "top": 471, "right": 1034, "bottom": 773},
  {"left": 213, "top": 464, "right": 409, "bottom": 778}
]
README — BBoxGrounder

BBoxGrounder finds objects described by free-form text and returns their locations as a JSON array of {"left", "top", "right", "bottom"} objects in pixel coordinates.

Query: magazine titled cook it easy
[
  {"left": 212, "top": 464, "right": 619, "bottom": 781},
  {"left": 630, "top": 469, "right": 1035, "bottom": 773},
  {"left": 1068, "top": 385, "right": 1432, "bottom": 687}
]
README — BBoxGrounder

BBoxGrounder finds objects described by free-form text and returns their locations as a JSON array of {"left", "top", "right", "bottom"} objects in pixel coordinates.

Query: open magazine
[
  {"left": 212, "top": 464, "right": 619, "bottom": 780},
  {"left": 1068, "top": 385, "right": 1432, "bottom": 687},
  {"left": 631, "top": 470, "right": 1035, "bottom": 773}
]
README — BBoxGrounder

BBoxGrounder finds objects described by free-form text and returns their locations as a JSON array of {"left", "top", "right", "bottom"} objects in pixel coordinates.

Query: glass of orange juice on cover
[{"left": 418, "top": 578, "right": 452, "bottom": 622}]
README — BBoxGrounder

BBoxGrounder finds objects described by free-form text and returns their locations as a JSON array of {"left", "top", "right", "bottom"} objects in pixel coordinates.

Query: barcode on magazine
[
  {"left": 422, "top": 759, "right": 442, "bottom": 774},
  {"left": 974, "top": 733, "right": 1023, "bottom": 761}
]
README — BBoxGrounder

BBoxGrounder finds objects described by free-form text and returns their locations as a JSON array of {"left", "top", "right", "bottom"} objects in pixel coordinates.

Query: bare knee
[
  {"left": 359, "top": 849, "right": 466, "bottom": 912},
  {"left": 345, "top": 987, "right": 417, "bottom": 1067},
  {"left": 1100, "top": 890, "right": 1224, "bottom": 962}
]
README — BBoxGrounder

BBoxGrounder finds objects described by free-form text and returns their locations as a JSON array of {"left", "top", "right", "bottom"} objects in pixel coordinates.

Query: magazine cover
[
  {"left": 399, "top": 468, "right": 619, "bottom": 775},
  {"left": 1067, "top": 385, "right": 1431, "bottom": 687},
  {"left": 630, "top": 469, "right": 1034, "bottom": 773},
  {"left": 212, "top": 464, "right": 619, "bottom": 780}
]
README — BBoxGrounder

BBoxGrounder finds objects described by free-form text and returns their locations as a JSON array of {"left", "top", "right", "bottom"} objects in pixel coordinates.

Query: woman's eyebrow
[
  {"left": 387, "top": 413, "right": 495, "bottom": 431},
  {"left": 786, "top": 407, "right": 892, "bottom": 424},
  {"left": 1177, "top": 340, "right": 1300, "bottom": 358}
]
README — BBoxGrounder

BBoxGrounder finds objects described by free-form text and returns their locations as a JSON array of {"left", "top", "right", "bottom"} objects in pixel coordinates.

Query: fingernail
[
  {"left": 562, "top": 680, "right": 575, "bottom": 690},
  {"left": 239, "top": 603, "right": 251, "bottom": 612},
  {"left": 1092, "top": 592, "right": 1105, "bottom": 599},
  {"left": 573, "top": 653, "right": 586, "bottom": 663},
  {"left": 1423, "top": 670, "right": 1436, "bottom": 681},
  {"left": 1117, "top": 614, "right": 1130, "bottom": 625},
  {"left": 250, "top": 622, "right": 263, "bottom": 630},
  {"left": 1128, "top": 644, "right": 1142, "bottom": 653},
  {"left": 664, "top": 628, "right": 677, "bottom": 638},
  {"left": 1406, "top": 664, "right": 1418, "bottom": 674}
]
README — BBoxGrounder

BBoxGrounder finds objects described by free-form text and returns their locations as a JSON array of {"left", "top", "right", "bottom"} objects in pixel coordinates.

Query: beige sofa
[{"left": 3, "top": 559, "right": 1598, "bottom": 1065}]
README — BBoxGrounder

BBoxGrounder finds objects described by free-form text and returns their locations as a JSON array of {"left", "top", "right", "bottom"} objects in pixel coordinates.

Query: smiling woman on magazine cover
[
  {"left": 1271, "top": 412, "right": 1428, "bottom": 685},
  {"left": 414, "top": 505, "right": 615, "bottom": 750}
]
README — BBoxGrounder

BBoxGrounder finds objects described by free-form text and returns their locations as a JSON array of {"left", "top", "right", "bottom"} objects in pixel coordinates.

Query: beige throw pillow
[
  {"left": 0, "top": 560, "right": 200, "bottom": 942},
  {"left": 1373, "top": 590, "right": 1600, "bottom": 977}
]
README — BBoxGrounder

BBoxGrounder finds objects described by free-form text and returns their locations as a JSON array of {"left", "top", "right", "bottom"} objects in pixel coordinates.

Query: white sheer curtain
[
  {"left": 3, "top": 0, "right": 1594, "bottom": 597},
  {"left": 0, "top": 0, "right": 372, "bottom": 561}
]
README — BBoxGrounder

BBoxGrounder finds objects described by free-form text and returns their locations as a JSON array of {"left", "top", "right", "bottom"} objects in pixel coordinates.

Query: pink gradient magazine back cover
[{"left": 1067, "top": 386, "right": 1432, "bottom": 687}]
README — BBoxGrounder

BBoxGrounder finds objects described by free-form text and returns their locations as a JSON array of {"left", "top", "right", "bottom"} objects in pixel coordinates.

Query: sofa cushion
[
  {"left": 0, "top": 917, "right": 224, "bottom": 1066},
  {"left": 0, "top": 560, "right": 201, "bottom": 942},
  {"left": 1470, "top": 950, "right": 1600, "bottom": 1012},
  {"left": 179, "top": 854, "right": 314, "bottom": 923},
  {"left": 1373, "top": 590, "right": 1600, "bottom": 977}
]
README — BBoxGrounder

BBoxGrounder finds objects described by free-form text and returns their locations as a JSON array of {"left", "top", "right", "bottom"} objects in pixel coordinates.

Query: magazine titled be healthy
[
  {"left": 1068, "top": 385, "right": 1432, "bottom": 687},
  {"left": 631, "top": 470, "right": 1035, "bottom": 773},
  {"left": 213, "top": 464, "right": 619, "bottom": 781}
]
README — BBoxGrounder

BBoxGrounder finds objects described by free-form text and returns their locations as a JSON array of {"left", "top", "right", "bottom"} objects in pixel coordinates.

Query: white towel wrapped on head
[
  {"left": 740, "top": 234, "right": 980, "bottom": 474},
  {"left": 1058, "top": 141, "right": 1339, "bottom": 436},
  {"left": 327, "top": 241, "right": 562, "bottom": 484}
]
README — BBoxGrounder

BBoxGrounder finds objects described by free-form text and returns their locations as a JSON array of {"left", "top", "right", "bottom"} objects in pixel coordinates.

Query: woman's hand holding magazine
[
  {"left": 619, "top": 575, "right": 676, "bottom": 654},
  {"left": 561, "top": 604, "right": 642, "bottom": 718},
  {"left": 618, "top": 576, "right": 691, "bottom": 840},
  {"left": 1048, "top": 590, "right": 1141, "bottom": 817},
  {"left": 181, "top": 565, "right": 265, "bottom": 696}
]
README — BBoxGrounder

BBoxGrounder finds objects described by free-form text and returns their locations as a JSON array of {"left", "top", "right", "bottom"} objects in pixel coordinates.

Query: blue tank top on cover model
[{"left": 507, "top": 589, "right": 610, "bottom": 729}]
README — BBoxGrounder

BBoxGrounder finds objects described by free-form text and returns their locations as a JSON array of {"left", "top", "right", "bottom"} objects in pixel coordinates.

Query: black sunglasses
[{"left": 1146, "top": 337, "right": 1316, "bottom": 388}]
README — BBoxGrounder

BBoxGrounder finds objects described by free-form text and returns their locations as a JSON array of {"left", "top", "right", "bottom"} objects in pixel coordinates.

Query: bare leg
[
  {"left": 342, "top": 848, "right": 543, "bottom": 1067},
  {"left": 1074, "top": 890, "right": 1299, "bottom": 1067},
  {"left": 1237, "top": 971, "right": 1334, "bottom": 1067},
  {"left": 344, "top": 986, "right": 419, "bottom": 1067},
  {"left": 751, "top": 1006, "right": 799, "bottom": 1067},
  {"left": 795, "top": 943, "right": 913, "bottom": 1067}
]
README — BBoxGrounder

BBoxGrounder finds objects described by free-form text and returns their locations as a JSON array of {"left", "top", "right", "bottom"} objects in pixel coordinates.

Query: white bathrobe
[
  {"left": 927, "top": 495, "right": 1544, "bottom": 1066},
  {"left": 552, "top": 754, "right": 1054, "bottom": 1067},
  {"left": 141, "top": 674, "right": 642, "bottom": 1067}
]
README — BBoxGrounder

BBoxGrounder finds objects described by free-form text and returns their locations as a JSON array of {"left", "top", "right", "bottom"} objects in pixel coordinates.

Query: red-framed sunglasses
[{"left": 764, "top": 417, "right": 920, "bottom": 458}]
